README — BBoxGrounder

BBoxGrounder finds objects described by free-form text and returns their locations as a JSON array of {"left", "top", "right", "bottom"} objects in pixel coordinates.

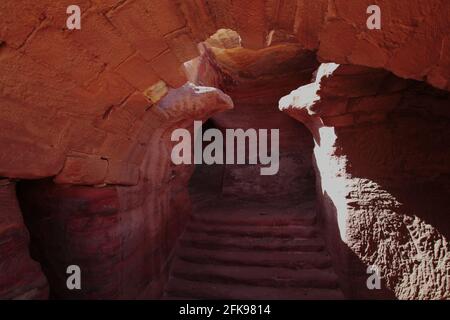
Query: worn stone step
[
  {"left": 177, "top": 247, "right": 332, "bottom": 269},
  {"left": 192, "top": 207, "right": 316, "bottom": 227},
  {"left": 186, "top": 223, "right": 317, "bottom": 238},
  {"left": 180, "top": 233, "right": 325, "bottom": 252},
  {"left": 164, "top": 199, "right": 345, "bottom": 300},
  {"left": 171, "top": 259, "right": 339, "bottom": 289},
  {"left": 165, "top": 278, "right": 345, "bottom": 300}
]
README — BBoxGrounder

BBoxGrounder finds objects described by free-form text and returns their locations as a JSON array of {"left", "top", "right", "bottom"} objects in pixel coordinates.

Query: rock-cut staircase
[{"left": 163, "top": 200, "right": 345, "bottom": 300}]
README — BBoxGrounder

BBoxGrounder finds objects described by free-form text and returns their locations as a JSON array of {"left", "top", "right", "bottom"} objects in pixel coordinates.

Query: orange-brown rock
[
  {"left": 0, "top": 0, "right": 449, "bottom": 301},
  {"left": 1, "top": 0, "right": 449, "bottom": 184}
]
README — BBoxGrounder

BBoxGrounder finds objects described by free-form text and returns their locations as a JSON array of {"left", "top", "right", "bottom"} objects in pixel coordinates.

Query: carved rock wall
[
  {"left": 13, "top": 85, "right": 232, "bottom": 299},
  {"left": 187, "top": 40, "right": 319, "bottom": 200},
  {"left": 1, "top": 1, "right": 449, "bottom": 184},
  {"left": 0, "top": 0, "right": 449, "bottom": 300}
]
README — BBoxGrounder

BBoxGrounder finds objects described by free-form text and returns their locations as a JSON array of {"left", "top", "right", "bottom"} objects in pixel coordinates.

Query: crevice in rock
[{"left": 163, "top": 29, "right": 349, "bottom": 299}]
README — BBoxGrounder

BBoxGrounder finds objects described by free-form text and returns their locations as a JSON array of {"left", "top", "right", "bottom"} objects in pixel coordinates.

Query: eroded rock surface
[
  {"left": 0, "top": 0, "right": 449, "bottom": 300},
  {"left": 280, "top": 63, "right": 450, "bottom": 299},
  {"left": 1, "top": 0, "right": 449, "bottom": 183},
  {"left": 0, "top": 181, "right": 48, "bottom": 299},
  {"left": 186, "top": 37, "right": 318, "bottom": 200},
  {"left": 15, "top": 84, "right": 232, "bottom": 299}
]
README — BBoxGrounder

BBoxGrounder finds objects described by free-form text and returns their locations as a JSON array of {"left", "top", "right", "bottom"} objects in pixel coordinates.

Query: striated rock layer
[
  {"left": 280, "top": 64, "right": 450, "bottom": 299},
  {"left": 1, "top": 0, "right": 449, "bottom": 185},
  {"left": 15, "top": 84, "right": 233, "bottom": 299},
  {"left": 0, "top": 181, "right": 48, "bottom": 299}
]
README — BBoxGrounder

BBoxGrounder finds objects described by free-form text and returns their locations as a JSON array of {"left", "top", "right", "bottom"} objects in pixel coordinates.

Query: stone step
[
  {"left": 171, "top": 259, "right": 339, "bottom": 289},
  {"left": 164, "top": 200, "right": 346, "bottom": 300},
  {"left": 191, "top": 209, "right": 316, "bottom": 227},
  {"left": 180, "top": 233, "right": 325, "bottom": 252},
  {"left": 186, "top": 223, "right": 317, "bottom": 239},
  {"left": 176, "top": 247, "right": 332, "bottom": 269},
  {"left": 165, "top": 278, "right": 345, "bottom": 300}
]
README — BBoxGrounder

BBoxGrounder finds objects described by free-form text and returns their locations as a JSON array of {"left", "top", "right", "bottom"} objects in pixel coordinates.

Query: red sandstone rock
[
  {"left": 185, "top": 38, "right": 318, "bottom": 200},
  {"left": 0, "top": 0, "right": 449, "bottom": 183},
  {"left": 14, "top": 83, "right": 232, "bottom": 300},
  {"left": 280, "top": 63, "right": 450, "bottom": 299},
  {"left": 0, "top": 0, "right": 449, "bottom": 301},
  {"left": 0, "top": 182, "right": 48, "bottom": 299},
  {"left": 164, "top": 199, "right": 344, "bottom": 300}
]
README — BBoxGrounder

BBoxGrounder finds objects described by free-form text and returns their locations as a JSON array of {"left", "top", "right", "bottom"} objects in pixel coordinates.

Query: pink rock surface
[
  {"left": 0, "top": 0, "right": 448, "bottom": 184},
  {"left": 14, "top": 84, "right": 232, "bottom": 299}
]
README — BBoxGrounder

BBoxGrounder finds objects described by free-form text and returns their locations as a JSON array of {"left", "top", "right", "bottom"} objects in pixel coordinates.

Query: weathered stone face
[
  {"left": 185, "top": 39, "right": 318, "bottom": 201},
  {"left": 0, "top": 0, "right": 449, "bottom": 183},
  {"left": 280, "top": 63, "right": 450, "bottom": 299},
  {"left": 12, "top": 84, "right": 232, "bottom": 299},
  {"left": 0, "top": 181, "right": 48, "bottom": 299},
  {"left": 0, "top": 0, "right": 449, "bottom": 300}
]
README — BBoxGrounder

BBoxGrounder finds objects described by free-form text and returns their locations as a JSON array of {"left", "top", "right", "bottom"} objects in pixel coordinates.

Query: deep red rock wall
[
  {"left": 14, "top": 85, "right": 232, "bottom": 299},
  {"left": 17, "top": 179, "right": 189, "bottom": 299},
  {"left": 0, "top": 181, "right": 48, "bottom": 299}
]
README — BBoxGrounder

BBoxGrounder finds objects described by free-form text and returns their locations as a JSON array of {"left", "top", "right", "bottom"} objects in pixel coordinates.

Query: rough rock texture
[
  {"left": 15, "top": 84, "right": 232, "bottom": 299},
  {"left": 186, "top": 36, "right": 318, "bottom": 200},
  {"left": 0, "top": 181, "right": 48, "bottom": 299},
  {"left": 18, "top": 180, "right": 180, "bottom": 299},
  {"left": 280, "top": 63, "right": 450, "bottom": 299},
  {"left": 1, "top": 0, "right": 449, "bottom": 184},
  {"left": 0, "top": 0, "right": 449, "bottom": 300}
]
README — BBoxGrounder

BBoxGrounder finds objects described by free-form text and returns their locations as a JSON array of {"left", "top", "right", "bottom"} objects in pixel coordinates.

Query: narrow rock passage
[
  {"left": 163, "top": 199, "right": 344, "bottom": 300},
  {"left": 162, "top": 35, "right": 344, "bottom": 300}
]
